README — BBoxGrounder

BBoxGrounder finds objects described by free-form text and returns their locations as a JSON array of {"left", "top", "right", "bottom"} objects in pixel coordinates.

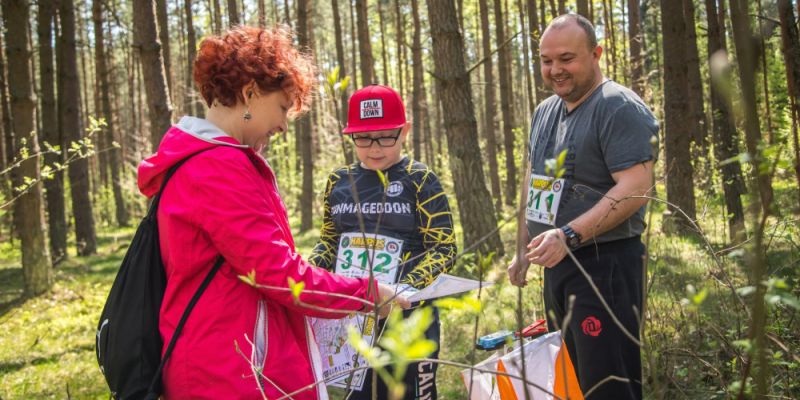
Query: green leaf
[
  {"left": 237, "top": 269, "right": 258, "bottom": 287},
  {"left": 404, "top": 340, "right": 437, "bottom": 359},
  {"left": 376, "top": 169, "right": 388, "bottom": 191},
  {"left": 288, "top": 277, "right": 305, "bottom": 299}
]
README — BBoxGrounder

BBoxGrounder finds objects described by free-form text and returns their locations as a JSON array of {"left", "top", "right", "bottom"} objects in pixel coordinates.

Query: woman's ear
[{"left": 240, "top": 81, "right": 257, "bottom": 105}]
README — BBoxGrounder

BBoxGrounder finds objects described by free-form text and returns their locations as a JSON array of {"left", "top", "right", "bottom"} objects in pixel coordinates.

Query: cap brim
[{"left": 342, "top": 122, "right": 405, "bottom": 134}]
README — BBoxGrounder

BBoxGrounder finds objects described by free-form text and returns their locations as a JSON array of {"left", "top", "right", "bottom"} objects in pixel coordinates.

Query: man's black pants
[{"left": 543, "top": 236, "right": 645, "bottom": 399}]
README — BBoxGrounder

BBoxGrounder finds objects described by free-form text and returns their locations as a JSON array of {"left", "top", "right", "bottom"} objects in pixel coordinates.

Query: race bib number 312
[
  {"left": 335, "top": 232, "right": 404, "bottom": 284},
  {"left": 526, "top": 173, "right": 564, "bottom": 225}
]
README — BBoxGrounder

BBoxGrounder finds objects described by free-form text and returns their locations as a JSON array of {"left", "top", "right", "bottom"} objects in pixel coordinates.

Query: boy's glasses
[{"left": 350, "top": 130, "right": 401, "bottom": 148}]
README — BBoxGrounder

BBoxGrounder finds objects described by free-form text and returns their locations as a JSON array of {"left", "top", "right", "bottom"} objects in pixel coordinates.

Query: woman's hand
[{"left": 375, "top": 283, "right": 410, "bottom": 318}]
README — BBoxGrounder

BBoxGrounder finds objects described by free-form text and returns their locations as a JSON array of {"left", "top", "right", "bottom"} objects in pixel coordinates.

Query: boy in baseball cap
[{"left": 309, "top": 85, "right": 456, "bottom": 399}]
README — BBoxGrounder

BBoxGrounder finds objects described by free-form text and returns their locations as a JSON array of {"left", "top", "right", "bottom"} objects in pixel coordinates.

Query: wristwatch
[{"left": 560, "top": 225, "right": 582, "bottom": 250}]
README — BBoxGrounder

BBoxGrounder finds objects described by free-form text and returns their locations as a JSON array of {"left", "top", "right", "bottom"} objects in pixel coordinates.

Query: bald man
[{"left": 508, "top": 14, "right": 659, "bottom": 399}]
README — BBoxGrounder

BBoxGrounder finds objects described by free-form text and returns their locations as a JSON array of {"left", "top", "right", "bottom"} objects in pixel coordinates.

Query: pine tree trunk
[
  {"left": 682, "top": 0, "right": 706, "bottom": 151},
  {"left": 627, "top": 0, "right": 644, "bottom": 97},
  {"left": 425, "top": 0, "right": 503, "bottom": 255},
  {"left": 212, "top": 0, "right": 222, "bottom": 34},
  {"left": 478, "top": 0, "right": 502, "bottom": 211},
  {"left": 516, "top": 0, "right": 533, "bottom": 116},
  {"left": 184, "top": 0, "right": 202, "bottom": 116},
  {"left": 377, "top": 0, "right": 389, "bottom": 86},
  {"left": 528, "top": 0, "right": 547, "bottom": 103},
  {"left": 411, "top": 0, "right": 424, "bottom": 162},
  {"left": 297, "top": 0, "right": 314, "bottom": 232},
  {"left": 331, "top": 0, "right": 354, "bottom": 164},
  {"left": 39, "top": 0, "right": 68, "bottom": 262},
  {"left": 394, "top": 0, "right": 405, "bottom": 99},
  {"left": 355, "top": 0, "right": 375, "bottom": 85},
  {"left": 257, "top": 0, "right": 266, "bottom": 27},
  {"left": 227, "top": 0, "right": 240, "bottom": 26},
  {"left": 777, "top": 0, "right": 800, "bottom": 205},
  {"left": 729, "top": 0, "right": 774, "bottom": 211},
  {"left": 576, "top": 0, "right": 588, "bottom": 17},
  {"left": 705, "top": 0, "right": 745, "bottom": 239},
  {"left": 494, "top": 0, "right": 517, "bottom": 206},
  {"left": 3, "top": 0, "right": 54, "bottom": 295},
  {"left": 133, "top": 0, "right": 174, "bottom": 152},
  {"left": 349, "top": 0, "right": 358, "bottom": 88},
  {"left": 156, "top": 0, "right": 172, "bottom": 96},
  {"left": 660, "top": 0, "right": 697, "bottom": 228},
  {"left": 0, "top": 35, "right": 12, "bottom": 172},
  {"left": 93, "top": 0, "right": 129, "bottom": 227},
  {"left": 60, "top": 0, "right": 98, "bottom": 256}
]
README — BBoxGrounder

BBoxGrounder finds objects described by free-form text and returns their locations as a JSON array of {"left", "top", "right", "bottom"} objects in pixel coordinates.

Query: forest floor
[{"left": 1, "top": 181, "right": 798, "bottom": 399}]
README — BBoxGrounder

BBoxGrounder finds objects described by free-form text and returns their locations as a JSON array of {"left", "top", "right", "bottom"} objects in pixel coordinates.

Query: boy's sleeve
[
  {"left": 308, "top": 171, "right": 342, "bottom": 271},
  {"left": 402, "top": 168, "right": 457, "bottom": 289}
]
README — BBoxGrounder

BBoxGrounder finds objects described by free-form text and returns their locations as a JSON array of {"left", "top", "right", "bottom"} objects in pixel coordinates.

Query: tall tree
[
  {"left": 39, "top": 0, "right": 68, "bottom": 262},
  {"left": 729, "top": 0, "right": 773, "bottom": 211},
  {"left": 425, "top": 0, "right": 503, "bottom": 255},
  {"left": 777, "top": 0, "right": 800, "bottom": 200},
  {"left": 349, "top": 0, "right": 359, "bottom": 89},
  {"left": 705, "top": 0, "right": 745, "bottom": 239},
  {"left": 3, "top": 0, "right": 53, "bottom": 295},
  {"left": 212, "top": 0, "right": 222, "bottom": 34},
  {"left": 297, "top": 0, "right": 314, "bottom": 232},
  {"left": 394, "top": 0, "right": 405, "bottom": 98},
  {"left": 331, "top": 0, "right": 354, "bottom": 164},
  {"left": 660, "top": 0, "right": 697, "bottom": 227},
  {"left": 682, "top": 0, "right": 706, "bottom": 151},
  {"left": 576, "top": 0, "right": 589, "bottom": 17},
  {"left": 133, "top": 0, "right": 174, "bottom": 151},
  {"left": 257, "top": 0, "right": 266, "bottom": 27},
  {"left": 227, "top": 0, "right": 240, "bottom": 26},
  {"left": 355, "top": 0, "right": 375, "bottom": 85},
  {"left": 527, "top": 0, "right": 547, "bottom": 103},
  {"left": 0, "top": 33, "right": 12, "bottom": 172},
  {"left": 493, "top": 0, "right": 517, "bottom": 206},
  {"left": 184, "top": 0, "right": 202, "bottom": 116},
  {"left": 516, "top": 0, "right": 534, "bottom": 116},
  {"left": 156, "top": 0, "right": 172, "bottom": 95},
  {"left": 60, "top": 0, "right": 98, "bottom": 255},
  {"left": 93, "top": 0, "right": 129, "bottom": 227},
  {"left": 627, "top": 0, "right": 644, "bottom": 97},
  {"left": 377, "top": 0, "right": 389, "bottom": 85},
  {"left": 478, "top": 0, "right": 502, "bottom": 210},
  {"left": 411, "top": 0, "right": 425, "bottom": 161}
]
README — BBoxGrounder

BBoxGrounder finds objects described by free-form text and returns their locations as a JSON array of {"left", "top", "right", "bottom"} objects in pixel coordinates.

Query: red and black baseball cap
[{"left": 343, "top": 84, "right": 406, "bottom": 134}]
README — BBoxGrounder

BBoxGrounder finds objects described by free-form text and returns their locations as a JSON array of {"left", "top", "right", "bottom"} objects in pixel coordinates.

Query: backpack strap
[{"left": 146, "top": 256, "right": 225, "bottom": 398}]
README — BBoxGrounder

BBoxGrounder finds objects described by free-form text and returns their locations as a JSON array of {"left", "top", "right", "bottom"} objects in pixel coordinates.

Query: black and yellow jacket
[{"left": 308, "top": 157, "right": 456, "bottom": 289}]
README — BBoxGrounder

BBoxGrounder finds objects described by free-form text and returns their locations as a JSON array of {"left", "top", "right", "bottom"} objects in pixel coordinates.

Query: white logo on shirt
[{"left": 386, "top": 181, "right": 403, "bottom": 197}]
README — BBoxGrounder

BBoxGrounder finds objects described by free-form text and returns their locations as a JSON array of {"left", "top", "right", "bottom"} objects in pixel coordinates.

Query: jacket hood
[{"left": 137, "top": 116, "right": 248, "bottom": 197}]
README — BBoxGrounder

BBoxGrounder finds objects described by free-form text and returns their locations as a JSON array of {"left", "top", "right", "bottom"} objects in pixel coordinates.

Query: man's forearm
[{"left": 567, "top": 180, "right": 650, "bottom": 243}]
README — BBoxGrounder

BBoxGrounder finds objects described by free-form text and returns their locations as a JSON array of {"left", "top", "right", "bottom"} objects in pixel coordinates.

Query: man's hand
[
  {"left": 375, "top": 283, "right": 410, "bottom": 319},
  {"left": 507, "top": 255, "right": 530, "bottom": 287},
  {"left": 526, "top": 228, "right": 568, "bottom": 268}
]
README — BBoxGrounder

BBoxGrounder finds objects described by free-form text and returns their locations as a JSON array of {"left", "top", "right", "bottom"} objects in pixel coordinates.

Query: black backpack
[{"left": 96, "top": 153, "right": 224, "bottom": 400}]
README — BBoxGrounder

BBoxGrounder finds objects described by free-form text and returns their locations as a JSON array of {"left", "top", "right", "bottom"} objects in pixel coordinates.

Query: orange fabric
[
  {"left": 496, "top": 360, "right": 520, "bottom": 400},
  {"left": 553, "top": 342, "right": 584, "bottom": 400}
]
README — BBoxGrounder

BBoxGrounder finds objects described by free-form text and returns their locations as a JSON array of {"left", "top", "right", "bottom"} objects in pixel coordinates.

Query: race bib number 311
[{"left": 526, "top": 173, "right": 564, "bottom": 225}]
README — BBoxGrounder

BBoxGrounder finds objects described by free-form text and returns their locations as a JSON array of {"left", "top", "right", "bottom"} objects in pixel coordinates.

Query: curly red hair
[{"left": 193, "top": 25, "right": 316, "bottom": 114}]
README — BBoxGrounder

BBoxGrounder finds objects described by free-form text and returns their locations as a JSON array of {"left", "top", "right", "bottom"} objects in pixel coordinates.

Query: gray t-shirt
[{"left": 526, "top": 80, "right": 659, "bottom": 245}]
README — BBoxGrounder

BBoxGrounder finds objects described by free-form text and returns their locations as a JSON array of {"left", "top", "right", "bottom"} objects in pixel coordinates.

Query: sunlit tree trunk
[
  {"left": 355, "top": 0, "right": 375, "bottom": 85},
  {"left": 478, "top": 0, "right": 502, "bottom": 211},
  {"left": 133, "top": 0, "right": 173, "bottom": 151},
  {"left": 93, "top": 0, "right": 129, "bottom": 228},
  {"left": 3, "top": 0, "right": 54, "bottom": 295},
  {"left": 38, "top": 0, "right": 68, "bottom": 262},
  {"left": 660, "top": 0, "right": 697, "bottom": 229},
  {"left": 425, "top": 0, "right": 503, "bottom": 255}
]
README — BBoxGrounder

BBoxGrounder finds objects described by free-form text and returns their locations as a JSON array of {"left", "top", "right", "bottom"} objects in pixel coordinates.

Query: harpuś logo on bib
[
  {"left": 341, "top": 236, "right": 351, "bottom": 248},
  {"left": 360, "top": 99, "right": 384, "bottom": 119},
  {"left": 386, "top": 181, "right": 403, "bottom": 197}
]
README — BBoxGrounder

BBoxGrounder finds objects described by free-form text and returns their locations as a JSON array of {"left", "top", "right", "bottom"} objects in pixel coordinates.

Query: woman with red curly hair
[{"left": 137, "top": 26, "right": 407, "bottom": 399}]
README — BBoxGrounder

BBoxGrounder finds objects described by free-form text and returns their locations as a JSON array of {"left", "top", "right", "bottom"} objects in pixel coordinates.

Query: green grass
[{"left": 1, "top": 190, "right": 799, "bottom": 399}]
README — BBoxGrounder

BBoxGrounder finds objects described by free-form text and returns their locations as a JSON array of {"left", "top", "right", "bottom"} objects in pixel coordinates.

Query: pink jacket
[{"left": 138, "top": 117, "right": 374, "bottom": 400}]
